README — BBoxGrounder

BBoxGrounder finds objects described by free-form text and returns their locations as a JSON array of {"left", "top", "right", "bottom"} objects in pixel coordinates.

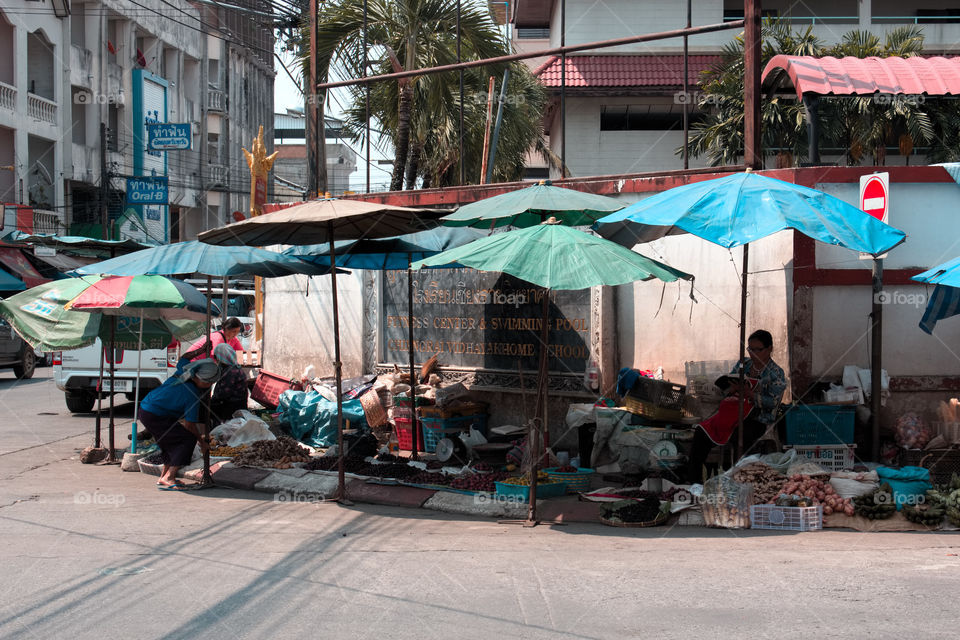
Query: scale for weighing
[{"left": 435, "top": 435, "right": 512, "bottom": 466}]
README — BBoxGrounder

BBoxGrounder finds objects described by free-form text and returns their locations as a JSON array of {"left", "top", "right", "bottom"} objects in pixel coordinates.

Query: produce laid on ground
[
  {"left": 600, "top": 497, "right": 666, "bottom": 524},
  {"left": 449, "top": 471, "right": 512, "bottom": 492},
  {"left": 231, "top": 437, "right": 312, "bottom": 469},
  {"left": 853, "top": 482, "right": 897, "bottom": 520},
  {"left": 903, "top": 489, "right": 946, "bottom": 526},
  {"left": 778, "top": 474, "right": 854, "bottom": 516},
  {"left": 732, "top": 463, "right": 787, "bottom": 505},
  {"left": 943, "top": 474, "right": 960, "bottom": 528},
  {"left": 209, "top": 444, "right": 248, "bottom": 457}
]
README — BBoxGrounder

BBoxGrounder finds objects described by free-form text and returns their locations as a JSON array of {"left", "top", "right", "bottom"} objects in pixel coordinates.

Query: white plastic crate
[
  {"left": 750, "top": 505, "right": 823, "bottom": 531},
  {"left": 788, "top": 444, "right": 856, "bottom": 472}
]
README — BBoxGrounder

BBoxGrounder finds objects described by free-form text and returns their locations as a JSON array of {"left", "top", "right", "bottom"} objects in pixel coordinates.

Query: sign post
[{"left": 861, "top": 172, "right": 889, "bottom": 463}]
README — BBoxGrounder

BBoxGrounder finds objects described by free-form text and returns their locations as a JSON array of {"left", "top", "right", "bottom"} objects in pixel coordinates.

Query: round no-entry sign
[{"left": 861, "top": 175, "right": 888, "bottom": 222}]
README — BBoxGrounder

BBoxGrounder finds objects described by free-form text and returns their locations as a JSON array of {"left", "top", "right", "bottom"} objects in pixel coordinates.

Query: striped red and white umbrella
[{"left": 64, "top": 275, "right": 208, "bottom": 321}]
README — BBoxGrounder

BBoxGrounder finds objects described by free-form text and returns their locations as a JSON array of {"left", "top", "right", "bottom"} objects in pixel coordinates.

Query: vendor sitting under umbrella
[
  {"left": 683, "top": 330, "right": 786, "bottom": 483},
  {"left": 139, "top": 359, "right": 221, "bottom": 490}
]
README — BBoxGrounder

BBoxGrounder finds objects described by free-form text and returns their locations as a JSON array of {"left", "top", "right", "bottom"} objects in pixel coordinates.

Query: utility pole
[
  {"left": 743, "top": 0, "right": 762, "bottom": 170},
  {"left": 100, "top": 122, "right": 109, "bottom": 240},
  {"left": 307, "top": 0, "right": 319, "bottom": 198}
]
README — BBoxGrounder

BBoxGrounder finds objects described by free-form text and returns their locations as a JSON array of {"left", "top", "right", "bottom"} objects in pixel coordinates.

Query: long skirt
[{"left": 139, "top": 408, "right": 197, "bottom": 467}]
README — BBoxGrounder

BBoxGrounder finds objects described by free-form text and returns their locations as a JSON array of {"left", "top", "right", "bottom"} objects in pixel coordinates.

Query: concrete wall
[{"left": 263, "top": 272, "right": 365, "bottom": 381}]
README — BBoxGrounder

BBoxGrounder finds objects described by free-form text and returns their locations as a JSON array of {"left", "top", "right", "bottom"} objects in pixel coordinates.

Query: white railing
[
  {"left": 205, "top": 163, "right": 228, "bottom": 188},
  {"left": 0, "top": 81, "right": 15, "bottom": 112},
  {"left": 207, "top": 89, "right": 225, "bottom": 111},
  {"left": 28, "top": 93, "right": 57, "bottom": 124},
  {"left": 33, "top": 209, "right": 64, "bottom": 234}
]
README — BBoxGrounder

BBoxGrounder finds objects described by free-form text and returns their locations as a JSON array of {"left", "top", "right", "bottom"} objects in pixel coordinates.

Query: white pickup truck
[{"left": 53, "top": 341, "right": 179, "bottom": 413}]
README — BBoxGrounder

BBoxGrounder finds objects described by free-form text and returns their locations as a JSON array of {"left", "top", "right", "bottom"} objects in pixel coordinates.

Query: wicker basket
[
  {"left": 543, "top": 467, "right": 595, "bottom": 493},
  {"left": 629, "top": 377, "right": 685, "bottom": 410},
  {"left": 623, "top": 396, "right": 684, "bottom": 422}
]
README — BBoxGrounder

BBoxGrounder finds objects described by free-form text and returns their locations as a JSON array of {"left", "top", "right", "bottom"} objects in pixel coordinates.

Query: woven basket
[
  {"left": 359, "top": 390, "right": 387, "bottom": 427},
  {"left": 623, "top": 396, "right": 684, "bottom": 422}
]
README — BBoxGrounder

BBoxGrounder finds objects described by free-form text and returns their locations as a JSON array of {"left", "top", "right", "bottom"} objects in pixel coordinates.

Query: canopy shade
[
  {"left": 412, "top": 223, "right": 692, "bottom": 290},
  {"left": 64, "top": 275, "right": 209, "bottom": 321},
  {"left": 912, "top": 257, "right": 960, "bottom": 334},
  {"left": 2, "top": 230, "right": 156, "bottom": 253},
  {"left": 439, "top": 182, "right": 626, "bottom": 228},
  {"left": 0, "top": 267, "right": 26, "bottom": 291},
  {"left": 71, "top": 240, "right": 336, "bottom": 278},
  {"left": 285, "top": 227, "right": 489, "bottom": 270},
  {"left": 593, "top": 172, "right": 907, "bottom": 256},
  {"left": 0, "top": 278, "right": 204, "bottom": 351},
  {"left": 197, "top": 199, "right": 443, "bottom": 246}
]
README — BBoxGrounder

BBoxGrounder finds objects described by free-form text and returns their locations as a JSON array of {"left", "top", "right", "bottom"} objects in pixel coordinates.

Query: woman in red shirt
[{"left": 185, "top": 317, "right": 244, "bottom": 361}]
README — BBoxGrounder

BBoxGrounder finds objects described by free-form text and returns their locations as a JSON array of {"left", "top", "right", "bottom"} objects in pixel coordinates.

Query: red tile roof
[
  {"left": 763, "top": 55, "right": 960, "bottom": 98},
  {"left": 534, "top": 54, "right": 722, "bottom": 88}
]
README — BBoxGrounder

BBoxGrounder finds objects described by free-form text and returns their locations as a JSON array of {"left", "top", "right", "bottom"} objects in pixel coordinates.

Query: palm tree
[{"left": 310, "top": 0, "right": 551, "bottom": 189}]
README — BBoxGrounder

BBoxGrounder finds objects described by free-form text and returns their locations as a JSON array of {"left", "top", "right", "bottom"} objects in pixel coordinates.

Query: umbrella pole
[
  {"left": 737, "top": 244, "right": 749, "bottom": 461},
  {"left": 104, "top": 316, "right": 118, "bottom": 464},
  {"left": 407, "top": 259, "right": 419, "bottom": 460},
  {"left": 200, "top": 276, "right": 214, "bottom": 486},
  {"left": 329, "top": 223, "right": 351, "bottom": 504},
  {"left": 95, "top": 341, "right": 105, "bottom": 449},
  {"left": 131, "top": 311, "right": 144, "bottom": 455},
  {"left": 528, "top": 289, "right": 550, "bottom": 525}
]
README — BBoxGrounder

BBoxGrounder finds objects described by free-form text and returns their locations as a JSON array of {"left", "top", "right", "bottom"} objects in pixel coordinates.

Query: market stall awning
[
  {"left": 33, "top": 252, "right": 97, "bottom": 272},
  {"left": 0, "top": 248, "right": 48, "bottom": 288},
  {"left": 0, "top": 267, "right": 26, "bottom": 291},
  {"left": 762, "top": 55, "right": 960, "bottom": 99}
]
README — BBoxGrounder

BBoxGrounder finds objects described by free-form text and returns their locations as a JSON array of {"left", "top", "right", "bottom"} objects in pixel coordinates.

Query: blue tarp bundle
[
  {"left": 277, "top": 389, "right": 367, "bottom": 449},
  {"left": 876, "top": 466, "right": 933, "bottom": 510}
]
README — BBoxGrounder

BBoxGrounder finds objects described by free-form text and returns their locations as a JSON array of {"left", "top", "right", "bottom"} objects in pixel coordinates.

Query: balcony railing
[
  {"left": 33, "top": 209, "right": 64, "bottom": 234},
  {"left": 0, "top": 81, "right": 15, "bottom": 112},
  {"left": 207, "top": 89, "right": 225, "bottom": 112},
  {"left": 205, "top": 163, "right": 228, "bottom": 189},
  {"left": 28, "top": 93, "right": 57, "bottom": 124}
]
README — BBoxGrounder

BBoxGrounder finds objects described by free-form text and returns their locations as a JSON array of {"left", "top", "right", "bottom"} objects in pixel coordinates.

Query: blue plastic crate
[
  {"left": 420, "top": 414, "right": 488, "bottom": 453},
  {"left": 784, "top": 404, "right": 855, "bottom": 445},
  {"left": 494, "top": 480, "right": 567, "bottom": 502}
]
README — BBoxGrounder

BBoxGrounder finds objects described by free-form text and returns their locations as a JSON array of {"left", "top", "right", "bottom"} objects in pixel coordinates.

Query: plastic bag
[
  {"left": 830, "top": 471, "right": 879, "bottom": 499},
  {"left": 895, "top": 413, "right": 931, "bottom": 449},
  {"left": 701, "top": 474, "right": 753, "bottom": 529},
  {"left": 876, "top": 466, "right": 933, "bottom": 511},
  {"left": 226, "top": 416, "right": 276, "bottom": 447},
  {"left": 565, "top": 403, "right": 596, "bottom": 430},
  {"left": 729, "top": 449, "right": 798, "bottom": 476}
]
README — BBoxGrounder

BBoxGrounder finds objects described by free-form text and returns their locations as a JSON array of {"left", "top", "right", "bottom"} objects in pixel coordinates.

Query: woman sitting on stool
[{"left": 683, "top": 329, "right": 786, "bottom": 483}]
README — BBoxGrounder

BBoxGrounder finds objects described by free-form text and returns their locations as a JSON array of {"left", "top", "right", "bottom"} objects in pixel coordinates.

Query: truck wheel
[
  {"left": 65, "top": 391, "right": 95, "bottom": 413},
  {"left": 13, "top": 348, "right": 36, "bottom": 379}
]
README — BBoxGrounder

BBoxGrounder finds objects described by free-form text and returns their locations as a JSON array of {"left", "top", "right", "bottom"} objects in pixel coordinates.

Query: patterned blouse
[{"left": 730, "top": 358, "right": 787, "bottom": 425}]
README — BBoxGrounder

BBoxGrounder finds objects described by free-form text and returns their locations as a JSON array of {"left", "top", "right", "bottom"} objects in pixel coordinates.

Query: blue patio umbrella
[
  {"left": 912, "top": 258, "right": 960, "bottom": 334},
  {"left": 594, "top": 170, "right": 908, "bottom": 456},
  {"left": 286, "top": 226, "right": 489, "bottom": 454}
]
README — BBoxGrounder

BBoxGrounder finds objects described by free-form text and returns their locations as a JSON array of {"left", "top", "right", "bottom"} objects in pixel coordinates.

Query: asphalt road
[{"left": 2, "top": 372, "right": 960, "bottom": 639}]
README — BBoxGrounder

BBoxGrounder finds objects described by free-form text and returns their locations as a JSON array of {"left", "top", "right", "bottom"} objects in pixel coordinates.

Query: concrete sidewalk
[{"left": 170, "top": 460, "right": 611, "bottom": 524}]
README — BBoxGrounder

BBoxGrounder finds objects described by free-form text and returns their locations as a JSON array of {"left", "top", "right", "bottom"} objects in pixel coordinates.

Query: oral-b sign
[
  {"left": 147, "top": 123, "right": 191, "bottom": 150},
  {"left": 126, "top": 177, "right": 169, "bottom": 205}
]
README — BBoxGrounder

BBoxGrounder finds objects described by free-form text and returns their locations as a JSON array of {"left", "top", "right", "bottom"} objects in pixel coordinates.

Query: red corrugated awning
[
  {"left": 534, "top": 54, "right": 721, "bottom": 88},
  {"left": 762, "top": 55, "right": 960, "bottom": 99},
  {"left": 0, "top": 247, "right": 48, "bottom": 288}
]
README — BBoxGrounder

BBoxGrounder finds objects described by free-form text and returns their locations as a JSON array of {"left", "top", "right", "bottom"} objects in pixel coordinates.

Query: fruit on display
[
  {"left": 209, "top": 444, "right": 248, "bottom": 457},
  {"left": 944, "top": 474, "right": 960, "bottom": 527},
  {"left": 731, "top": 463, "right": 787, "bottom": 505},
  {"left": 555, "top": 465, "right": 579, "bottom": 473},
  {"left": 500, "top": 471, "right": 554, "bottom": 486},
  {"left": 778, "top": 474, "right": 854, "bottom": 516},
  {"left": 231, "top": 437, "right": 313, "bottom": 468},
  {"left": 903, "top": 489, "right": 946, "bottom": 526},
  {"left": 853, "top": 482, "right": 898, "bottom": 520},
  {"left": 449, "top": 471, "right": 511, "bottom": 492}
]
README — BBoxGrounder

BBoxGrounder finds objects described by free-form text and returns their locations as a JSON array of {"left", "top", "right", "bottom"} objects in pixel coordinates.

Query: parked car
[
  {"left": 53, "top": 340, "right": 180, "bottom": 413},
  {"left": 0, "top": 317, "right": 37, "bottom": 379}
]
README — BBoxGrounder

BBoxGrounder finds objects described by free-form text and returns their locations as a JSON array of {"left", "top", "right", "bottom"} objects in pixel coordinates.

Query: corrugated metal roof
[
  {"left": 762, "top": 55, "right": 960, "bottom": 98},
  {"left": 534, "top": 54, "right": 721, "bottom": 88}
]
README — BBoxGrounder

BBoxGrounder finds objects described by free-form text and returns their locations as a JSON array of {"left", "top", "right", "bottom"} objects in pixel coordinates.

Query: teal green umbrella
[
  {"left": 440, "top": 180, "right": 626, "bottom": 228},
  {"left": 412, "top": 222, "right": 692, "bottom": 289},
  {"left": 413, "top": 220, "right": 692, "bottom": 523},
  {"left": 0, "top": 278, "right": 205, "bottom": 351}
]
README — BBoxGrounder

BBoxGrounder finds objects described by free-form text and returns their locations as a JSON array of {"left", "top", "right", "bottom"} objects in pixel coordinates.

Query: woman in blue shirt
[{"left": 139, "top": 359, "right": 221, "bottom": 490}]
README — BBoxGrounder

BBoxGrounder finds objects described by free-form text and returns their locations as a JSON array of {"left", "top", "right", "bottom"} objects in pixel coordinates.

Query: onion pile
[{"left": 779, "top": 474, "right": 854, "bottom": 516}]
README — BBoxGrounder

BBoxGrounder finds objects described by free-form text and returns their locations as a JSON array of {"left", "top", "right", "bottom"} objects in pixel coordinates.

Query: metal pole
[
  {"left": 95, "top": 341, "right": 105, "bottom": 448},
  {"left": 458, "top": 0, "right": 464, "bottom": 186},
  {"left": 106, "top": 317, "right": 117, "bottom": 463},
  {"left": 364, "top": 0, "right": 371, "bottom": 194},
  {"left": 527, "top": 288, "right": 550, "bottom": 525},
  {"left": 485, "top": 68, "right": 511, "bottom": 184},
  {"left": 317, "top": 21, "right": 745, "bottom": 90},
  {"left": 682, "top": 0, "right": 691, "bottom": 169},
  {"left": 479, "top": 77, "right": 496, "bottom": 184},
  {"left": 131, "top": 311, "right": 144, "bottom": 455},
  {"left": 407, "top": 261, "right": 419, "bottom": 459},
  {"left": 871, "top": 259, "right": 883, "bottom": 461},
  {"left": 560, "top": 0, "right": 566, "bottom": 177},
  {"left": 307, "top": 0, "right": 319, "bottom": 196},
  {"left": 329, "top": 222, "right": 347, "bottom": 501},
  {"left": 737, "top": 244, "right": 749, "bottom": 459},
  {"left": 201, "top": 275, "right": 213, "bottom": 485},
  {"left": 743, "top": 0, "right": 762, "bottom": 170}
]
